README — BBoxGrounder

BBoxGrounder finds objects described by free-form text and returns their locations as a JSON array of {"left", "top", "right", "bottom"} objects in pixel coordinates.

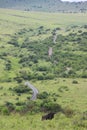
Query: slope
[{"left": 0, "top": 0, "right": 87, "bottom": 12}]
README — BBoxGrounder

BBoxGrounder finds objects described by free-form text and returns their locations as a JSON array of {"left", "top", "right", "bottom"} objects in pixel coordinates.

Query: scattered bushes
[{"left": 1, "top": 26, "right": 87, "bottom": 81}]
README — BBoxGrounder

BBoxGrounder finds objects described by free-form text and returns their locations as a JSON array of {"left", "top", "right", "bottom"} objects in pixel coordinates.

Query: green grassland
[{"left": 0, "top": 9, "right": 87, "bottom": 130}]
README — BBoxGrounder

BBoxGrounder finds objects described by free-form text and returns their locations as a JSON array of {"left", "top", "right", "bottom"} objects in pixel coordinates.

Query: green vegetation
[
  {"left": 0, "top": 9, "right": 87, "bottom": 130},
  {"left": 0, "top": 79, "right": 87, "bottom": 130},
  {"left": 0, "top": 0, "right": 87, "bottom": 12}
]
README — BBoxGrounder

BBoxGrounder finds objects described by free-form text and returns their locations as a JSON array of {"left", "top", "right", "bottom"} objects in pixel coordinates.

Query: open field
[
  {"left": 0, "top": 8, "right": 87, "bottom": 30},
  {"left": 0, "top": 8, "right": 87, "bottom": 130}
]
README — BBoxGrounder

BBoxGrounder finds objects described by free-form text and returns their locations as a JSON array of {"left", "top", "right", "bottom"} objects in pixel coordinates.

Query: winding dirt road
[{"left": 25, "top": 81, "right": 39, "bottom": 100}]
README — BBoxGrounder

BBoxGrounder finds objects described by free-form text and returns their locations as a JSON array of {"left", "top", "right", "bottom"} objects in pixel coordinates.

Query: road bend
[{"left": 25, "top": 81, "right": 39, "bottom": 100}]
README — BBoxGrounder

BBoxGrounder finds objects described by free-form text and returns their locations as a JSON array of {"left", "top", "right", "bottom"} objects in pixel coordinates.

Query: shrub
[
  {"left": 15, "top": 101, "right": 37, "bottom": 114},
  {"left": 81, "top": 72, "right": 87, "bottom": 78},
  {"left": 63, "top": 106, "right": 74, "bottom": 117},
  {"left": 36, "top": 72, "right": 45, "bottom": 80},
  {"left": 45, "top": 73, "right": 54, "bottom": 80},
  {"left": 72, "top": 80, "right": 78, "bottom": 84},
  {"left": 8, "top": 38, "right": 19, "bottom": 47},
  {"left": 15, "top": 106, "right": 25, "bottom": 113},
  {"left": 38, "top": 26, "right": 44, "bottom": 29},
  {"left": 78, "top": 30, "right": 82, "bottom": 33},
  {"left": 82, "top": 111, "right": 87, "bottom": 120},
  {"left": 5, "top": 62, "right": 11, "bottom": 71},
  {"left": 16, "top": 101, "right": 26, "bottom": 106},
  {"left": 13, "top": 85, "right": 31, "bottom": 94},
  {"left": 14, "top": 77, "right": 23, "bottom": 83},
  {"left": 84, "top": 25, "right": 87, "bottom": 29},
  {"left": 40, "top": 99, "right": 62, "bottom": 112},
  {"left": 0, "top": 86, "right": 3, "bottom": 90},
  {"left": 2, "top": 107, "right": 10, "bottom": 115},
  {"left": 36, "top": 61, "right": 51, "bottom": 72},
  {"left": 38, "top": 91, "right": 49, "bottom": 99},
  {"left": 5, "top": 102, "right": 15, "bottom": 112},
  {"left": 58, "top": 86, "right": 69, "bottom": 92}
]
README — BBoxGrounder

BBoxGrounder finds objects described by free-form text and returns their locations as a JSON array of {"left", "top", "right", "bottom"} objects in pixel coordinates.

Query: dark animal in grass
[{"left": 42, "top": 112, "right": 55, "bottom": 121}]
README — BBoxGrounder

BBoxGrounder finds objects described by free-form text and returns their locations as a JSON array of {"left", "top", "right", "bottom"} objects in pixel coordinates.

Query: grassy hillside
[
  {"left": 0, "top": 0, "right": 87, "bottom": 12},
  {"left": 0, "top": 9, "right": 87, "bottom": 81},
  {"left": 0, "top": 9, "right": 87, "bottom": 130}
]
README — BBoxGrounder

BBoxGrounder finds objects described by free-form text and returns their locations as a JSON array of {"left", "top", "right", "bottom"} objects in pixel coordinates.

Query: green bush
[
  {"left": 2, "top": 107, "right": 10, "bottom": 115},
  {"left": 38, "top": 91, "right": 49, "bottom": 99},
  {"left": 40, "top": 99, "right": 62, "bottom": 112},
  {"left": 5, "top": 102, "right": 15, "bottom": 112},
  {"left": 16, "top": 101, "right": 26, "bottom": 106},
  {"left": 13, "top": 85, "right": 31, "bottom": 94},
  {"left": 8, "top": 38, "right": 19, "bottom": 47},
  {"left": 58, "top": 86, "right": 69, "bottom": 92},
  {"left": 5, "top": 62, "right": 11, "bottom": 71},
  {"left": 72, "top": 80, "right": 78, "bottom": 84},
  {"left": 63, "top": 106, "right": 74, "bottom": 117},
  {"left": 81, "top": 111, "right": 87, "bottom": 120},
  {"left": 14, "top": 77, "right": 23, "bottom": 83},
  {"left": 81, "top": 72, "right": 87, "bottom": 78},
  {"left": 36, "top": 72, "right": 45, "bottom": 80},
  {"left": 45, "top": 73, "right": 54, "bottom": 79}
]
